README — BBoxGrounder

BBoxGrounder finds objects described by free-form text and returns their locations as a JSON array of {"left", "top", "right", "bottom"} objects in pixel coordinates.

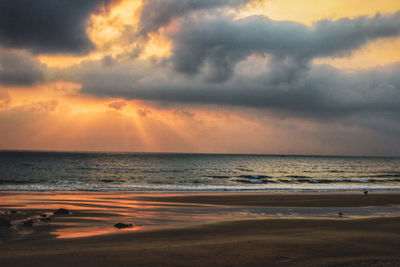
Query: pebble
[
  {"left": 114, "top": 222, "right": 133, "bottom": 229},
  {"left": 54, "top": 208, "right": 70, "bottom": 215}
]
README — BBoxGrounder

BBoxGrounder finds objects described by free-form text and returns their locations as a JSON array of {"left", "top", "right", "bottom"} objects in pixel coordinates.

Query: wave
[
  {"left": 328, "top": 170, "right": 345, "bottom": 173},
  {"left": 160, "top": 170, "right": 185, "bottom": 173},
  {"left": 233, "top": 178, "right": 400, "bottom": 185},
  {"left": 206, "top": 175, "right": 231, "bottom": 179},
  {"left": 20, "top": 163, "right": 33, "bottom": 167},
  {"left": 237, "top": 175, "right": 272, "bottom": 179},
  {"left": 235, "top": 179, "right": 263, "bottom": 184},
  {"left": 0, "top": 180, "right": 35, "bottom": 184},
  {"left": 100, "top": 179, "right": 114, "bottom": 183},
  {"left": 365, "top": 174, "right": 400, "bottom": 178},
  {"left": 236, "top": 168, "right": 253, "bottom": 172},
  {"left": 234, "top": 179, "right": 278, "bottom": 184},
  {"left": 76, "top": 167, "right": 100, "bottom": 170}
]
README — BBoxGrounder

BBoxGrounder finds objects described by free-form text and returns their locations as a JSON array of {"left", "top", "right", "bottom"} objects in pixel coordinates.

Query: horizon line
[{"left": 0, "top": 149, "right": 399, "bottom": 159}]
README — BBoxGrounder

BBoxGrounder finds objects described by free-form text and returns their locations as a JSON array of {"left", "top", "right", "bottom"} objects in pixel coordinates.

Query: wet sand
[
  {"left": 138, "top": 192, "right": 400, "bottom": 207},
  {"left": 1, "top": 191, "right": 400, "bottom": 266}
]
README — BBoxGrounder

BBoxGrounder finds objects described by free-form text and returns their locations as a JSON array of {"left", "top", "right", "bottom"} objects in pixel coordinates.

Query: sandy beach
[
  {"left": 1, "top": 191, "right": 400, "bottom": 266},
  {"left": 139, "top": 192, "right": 400, "bottom": 207}
]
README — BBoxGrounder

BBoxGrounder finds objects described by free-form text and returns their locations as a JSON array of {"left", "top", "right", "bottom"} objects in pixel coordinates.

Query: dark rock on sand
[
  {"left": 114, "top": 222, "right": 133, "bottom": 229},
  {"left": 0, "top": 217, "right": 11, "bottom": 227},
  {"left": 10, "top": 210, "right": 18, "bottom": 214},
  {"left": 364, "top": 190, "right": 368, "bottom": 196},
  {"left": 40, "top": 214, "right": 47, "bottom": 217},
  {"left": 23, "top": 219, "right": 33, "bottom": 227},
  {"left": 40, "top": 217, "right": 52, "bottom": 222},
  {"left": 54, "top": 208, "right": 70, "bottom": 215},
  {"left": 339, "top": 212, "right": 343, "bottom": 217}
]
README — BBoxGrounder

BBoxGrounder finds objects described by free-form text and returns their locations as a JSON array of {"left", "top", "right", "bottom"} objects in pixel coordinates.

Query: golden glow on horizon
[{"left": 0, "top": 82, "right": 378, "bottom": 155}]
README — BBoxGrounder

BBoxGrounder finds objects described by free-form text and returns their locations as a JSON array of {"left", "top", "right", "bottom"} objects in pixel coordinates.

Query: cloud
[
  {"left": 62, "top": 11, "right": 400, "bottom": 135},
  {"left": 0, "top": 49, "right": 45, "bottom": 86},
  {"left": 130, "top": 0, "right": 250, "bottom": 58},
  {"left": 169, "top": 12, "right": 400, "bottom": 81},
  {"left": 0, "top": 90, "right": 11, "bottom": 108},
  {"left": 30, "top": 100, "right": 59, "bottom": 113},
  {"left": 173, "top": 108, "right": 194, "bottom": 118},
  {"left": 107, "top": 101, "right": 127, "bottom": 110},
  {"left": 75, "top": 58, "right": 400, "bottom": 121},
  {"left": 0, "top": 0, "right": 117, "bottom": 54},
  {"left": 136, "top": 108, "right": 151, "bottom": 117},
  {"left": 137, "top": 0, "right": 250, "bottom": 37}
]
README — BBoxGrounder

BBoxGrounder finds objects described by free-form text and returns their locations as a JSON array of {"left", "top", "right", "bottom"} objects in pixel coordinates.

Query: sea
[{"left": 1, "top": 151, "right": 400, "bottom": 191}]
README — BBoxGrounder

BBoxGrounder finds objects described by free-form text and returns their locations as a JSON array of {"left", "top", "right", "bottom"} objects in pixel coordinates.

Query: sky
[{"left": 0, "top": 0, "right": 400, "bottom": 156}]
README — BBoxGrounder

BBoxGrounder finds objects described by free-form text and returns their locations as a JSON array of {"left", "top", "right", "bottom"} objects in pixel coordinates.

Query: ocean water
[{"left": 0, "top": 151, "right": 400, "bottom": 191}]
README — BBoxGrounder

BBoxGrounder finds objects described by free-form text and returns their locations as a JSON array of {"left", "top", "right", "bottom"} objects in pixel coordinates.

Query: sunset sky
[{"left": 1, "top": 0, "right": 400, "bottom": 156}]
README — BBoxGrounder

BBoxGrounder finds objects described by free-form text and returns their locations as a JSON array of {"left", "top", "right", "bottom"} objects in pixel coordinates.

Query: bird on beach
[{"left": 364, "top": 190, "right": 368, "bottom": 196}]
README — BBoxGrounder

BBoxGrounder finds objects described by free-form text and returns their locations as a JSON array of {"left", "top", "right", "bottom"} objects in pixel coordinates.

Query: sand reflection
[
  {"left": 0, "top": 192, "right": 237, "bottom": 239},
  {"left": 2, "top": 191, "right": 400, "bottom": 240},
  {"left": 52, "top": 225, "right": 144, "bottom": 239}
]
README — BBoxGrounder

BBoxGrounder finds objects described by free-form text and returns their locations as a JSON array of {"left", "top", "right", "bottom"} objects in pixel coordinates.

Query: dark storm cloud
[
  {"left": 76, "top": 59, "right": 400, "bottom": 119},
  {"left": 0, "top": 0, "right": 116, "bottom": 54},
  {"left": 170, "top": 12, "right": 400, "bottom": 81},
  {"left": 0, "top": 50, "right": 45, "bottom": 86},
  {"left": 138, "top": 0, "right": 250, "bottom": 36},
  {"left": 68, "top": 11, "right": 400, "bottom": 122}
]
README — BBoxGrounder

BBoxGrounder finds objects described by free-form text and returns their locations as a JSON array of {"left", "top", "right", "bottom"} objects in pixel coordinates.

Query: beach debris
[
  {"left": 0, "top": 217, "right": 11, "bottom": 227},
  {"left": 54, "top": 208, "right": 70, "bottom": 215},
  {"left": 114, "top": 222, "right": 133, "bottom": 229},
  {"left": 339, "top": 212, "right": 343, "bottom": 217},
  {"left": 23, "top": 219, "right": 33, "bottom": 227},
  {"left": 364, "top": 190, "right": 368, "bottom": 196},
  {"left": 40, "top": 217, "right": 52, "bottom": 222}
]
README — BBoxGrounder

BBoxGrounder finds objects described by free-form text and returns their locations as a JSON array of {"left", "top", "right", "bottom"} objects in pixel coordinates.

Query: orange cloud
[
  {"left": 107, "top": 100, "right": 128, "bottom": 110},
  {"left": 1, "top": 87, "right": 398, "bottom": 156}
]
